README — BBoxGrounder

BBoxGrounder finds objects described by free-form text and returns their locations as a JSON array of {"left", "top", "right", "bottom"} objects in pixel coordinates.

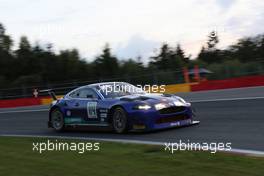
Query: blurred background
[
  {"left": 0, "top": 0, "right": 264, "bottom": 99},
  {"left": 1, "top": 26, "right": 264, "bottom": 98}
]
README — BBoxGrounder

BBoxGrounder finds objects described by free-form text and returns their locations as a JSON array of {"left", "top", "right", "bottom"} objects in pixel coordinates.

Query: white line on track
[
  {"left": 189, "top": 86, "right": 264, "bottom": 93},
  {"left": 1, "top": 134, "right": 264, "bottom": 157},
  {"left": 0, "top": 109, "right": 48, "bottom": 114},
  {"left": 0, "top": 96, "right": 264, "bottom": 114},
  {"left": 190, "top": 96, "right": 264, "bottom": 103}
]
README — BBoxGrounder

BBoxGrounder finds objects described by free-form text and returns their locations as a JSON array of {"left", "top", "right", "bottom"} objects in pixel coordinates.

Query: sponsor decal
[
  {"left": 64, "top": 117, "right": 83, "bottom": 124},
  {"left": 66, "top": 110, "right": 71, "bottom": 116},
  {"left": 133, "top": 124, "right": 146, "bottom": 130},
  {"left": 100, "top": 112, "right": 107, "bottom": 122},
  {"left": 170, "top": 122, "right": 180, "bottom": 126},
  {"left": 87, "top": 102, "right": 97, "bottom": 118},
  {"left": 100, "top": 113, "right": 107, "bottom": 118},
  {"left": 99, "top": 109, "right": 108, "bottom": 113}
]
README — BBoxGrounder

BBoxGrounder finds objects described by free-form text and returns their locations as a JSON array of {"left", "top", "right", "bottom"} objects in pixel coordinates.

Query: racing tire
[
  {"left": 112, "top": 107, "right": 128, "bottom": 134},
  {"left": 50, "top": 108, "right": 65, "bottom": 132}
]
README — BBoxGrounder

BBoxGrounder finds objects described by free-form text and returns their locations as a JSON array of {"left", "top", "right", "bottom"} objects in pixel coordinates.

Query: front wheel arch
[
  {"left": 108, "top": 105, "right": 125, "bottom": 123},
  {"left": 109, "top": 106, "right": 129, "bottom": 133}
]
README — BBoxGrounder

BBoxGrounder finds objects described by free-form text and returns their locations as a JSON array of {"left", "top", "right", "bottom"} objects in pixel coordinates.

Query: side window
[
  {"left": 69, "top": 90, "right": 80, "bottom": 98},
  {"left": 78, "top": 88, "right": 99, "bottom": 99}
]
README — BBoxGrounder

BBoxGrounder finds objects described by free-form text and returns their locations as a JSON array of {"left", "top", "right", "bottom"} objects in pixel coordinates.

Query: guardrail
[
  {"left": 191, "top": 75, "right": 264, "bottom": 91},
  {"left": 0, "top": 70, "right": 185, "bottom": 99},
  {"left": 1, "top": 75, "right": 264, "bottom": 108}
]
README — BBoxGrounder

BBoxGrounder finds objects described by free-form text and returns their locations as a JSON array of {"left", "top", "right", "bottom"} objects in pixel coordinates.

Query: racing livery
[{"left": 48, "top": 82, "right": 199, "bottom": 133}]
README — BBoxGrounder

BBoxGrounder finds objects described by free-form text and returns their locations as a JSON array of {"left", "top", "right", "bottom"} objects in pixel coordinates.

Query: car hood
[{"left": 118, "top": 93, "right": 190, "bottom": 106}]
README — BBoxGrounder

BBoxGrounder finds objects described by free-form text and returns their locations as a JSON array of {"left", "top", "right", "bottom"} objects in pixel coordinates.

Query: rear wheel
[
  {"left": 112, "top": 107, "right": 128, "bottom": 134},
  {"left": 51, "top": 108, "right": 65, "bottom": 132}
]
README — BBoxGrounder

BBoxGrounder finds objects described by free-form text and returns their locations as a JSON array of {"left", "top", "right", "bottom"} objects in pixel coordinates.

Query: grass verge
[{"left": 0, "top": 137, "right": 263, "bottom": 176}]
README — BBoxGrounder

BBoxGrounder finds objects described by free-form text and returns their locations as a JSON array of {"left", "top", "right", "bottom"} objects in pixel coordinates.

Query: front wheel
[
  {"left": 112, "top": 107, "right": 128, "bottom": 134},
  {"left": 50, "top": 108, "right": 65, "bottom": 132}
]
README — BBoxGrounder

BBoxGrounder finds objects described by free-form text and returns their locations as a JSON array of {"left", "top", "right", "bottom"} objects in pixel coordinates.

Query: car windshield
[{"left": 95, "top": 83, "right": 146, "bottom": 98}]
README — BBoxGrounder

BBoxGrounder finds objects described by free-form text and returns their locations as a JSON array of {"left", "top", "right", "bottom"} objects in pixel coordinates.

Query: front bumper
[{"left": 128, "top": 106, "right": 197, "bottom": 131}]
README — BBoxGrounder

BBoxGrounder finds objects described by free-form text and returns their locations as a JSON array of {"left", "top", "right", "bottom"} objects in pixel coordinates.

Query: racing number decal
[{"left": 87, "top": 102, "right": 97, "bottom": 118}]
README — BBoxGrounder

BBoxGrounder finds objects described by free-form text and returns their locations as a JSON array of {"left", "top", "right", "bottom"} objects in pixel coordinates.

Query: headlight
[
  {"left": 155, "top": 103, "right": 167, "bottom": 110},
  {"left": 173, "top": 101, "right": 185, "bottom": 106},
  {"left": 177, "top": 97, "right": 186, "bottom": 103},
  {"left": 134, "top": 104, "right": 152, "bottom": 110},
  {"left": 174, "top": 97, "right": 191, "bottom": 106}
]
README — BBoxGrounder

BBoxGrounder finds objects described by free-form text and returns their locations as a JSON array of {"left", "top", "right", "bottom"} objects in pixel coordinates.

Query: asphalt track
[{"left": 0, "top": 86, "right": 264, "bottom": 151}]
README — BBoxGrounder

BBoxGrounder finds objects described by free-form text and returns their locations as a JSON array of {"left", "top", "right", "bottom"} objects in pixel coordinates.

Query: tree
[
  {"left": 197, "top": 46, "right": 206, "bottom": 60},
  {"left": 197, "top": 31, "right": 221, "bottom": 64},
  {"left": 175, "top": 44, "right": 189, "bottom": 64},
  {"left": 16, "top": 36, "right": 33, "bottom": 73},
  {"left": 57, "top": 49, "right": 83, "bottom": 81},
  {"left": 0, "top": 23, "right": 13, "bottom": 52},
  {"left": 12, "top": 36, "right": 44, "bottom": 86},
  {"left": 19, "top": 36, "right": 31, "bottom": 51},
  {"left": 150, "top": 43, "right": 171, "bottom": 70},
  {"left": 229, "top": 37, "right": 259, "bottom": 63},
  {"left": 0, "top": 23, "right": 14, "bottom": 84},
  {"left": 258, "top": 35, "right": 264, "bottom": 59},
  {"left": 150, "top": 43, "right": 184, "bottom": 71},
  {"left": 93, "top": 44, "right": 120, "bottom": 78},
  {"left": 207, "top": 31, "right": 219, "bottom": 50}
]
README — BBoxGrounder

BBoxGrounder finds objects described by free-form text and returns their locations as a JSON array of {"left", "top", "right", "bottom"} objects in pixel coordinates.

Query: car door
[
  {"left": 77, "top": 88, "right": 101, "bottom": 124},
  {"left": 64, "top": 89, "right": 85, "bottom": 124}
]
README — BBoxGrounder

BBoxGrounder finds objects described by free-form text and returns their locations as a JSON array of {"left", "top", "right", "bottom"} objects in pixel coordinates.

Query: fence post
[
  {"left": 183, "top": 67, "right": 190, "bottom": 83},
  {"left": 194, "top": 65, "right": 200, "bottom": 82}
]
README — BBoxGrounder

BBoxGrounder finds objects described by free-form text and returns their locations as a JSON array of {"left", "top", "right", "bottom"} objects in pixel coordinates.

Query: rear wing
[{"left": 39, "top": 89, "right": 57, "bottom": 101}]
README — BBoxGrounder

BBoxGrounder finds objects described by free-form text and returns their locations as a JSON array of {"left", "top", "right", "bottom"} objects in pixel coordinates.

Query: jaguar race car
[{"left": 48, "top": 82, "right": 199, "bottom": 133}]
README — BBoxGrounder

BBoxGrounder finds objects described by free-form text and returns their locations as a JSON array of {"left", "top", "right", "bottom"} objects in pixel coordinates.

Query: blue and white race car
[{"left": 48, "top": 82, "right": 199, "bottom": 133}]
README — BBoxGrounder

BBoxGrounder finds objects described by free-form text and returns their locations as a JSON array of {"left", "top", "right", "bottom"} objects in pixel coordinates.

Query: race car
[{"left": 48, "top": 82, "right": 199, "bottom": 133}]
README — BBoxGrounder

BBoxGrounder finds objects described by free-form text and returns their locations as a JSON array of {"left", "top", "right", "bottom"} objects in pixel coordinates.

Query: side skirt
[{"left": 65, "top": 123, "right": 110, "bottom": 127}]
